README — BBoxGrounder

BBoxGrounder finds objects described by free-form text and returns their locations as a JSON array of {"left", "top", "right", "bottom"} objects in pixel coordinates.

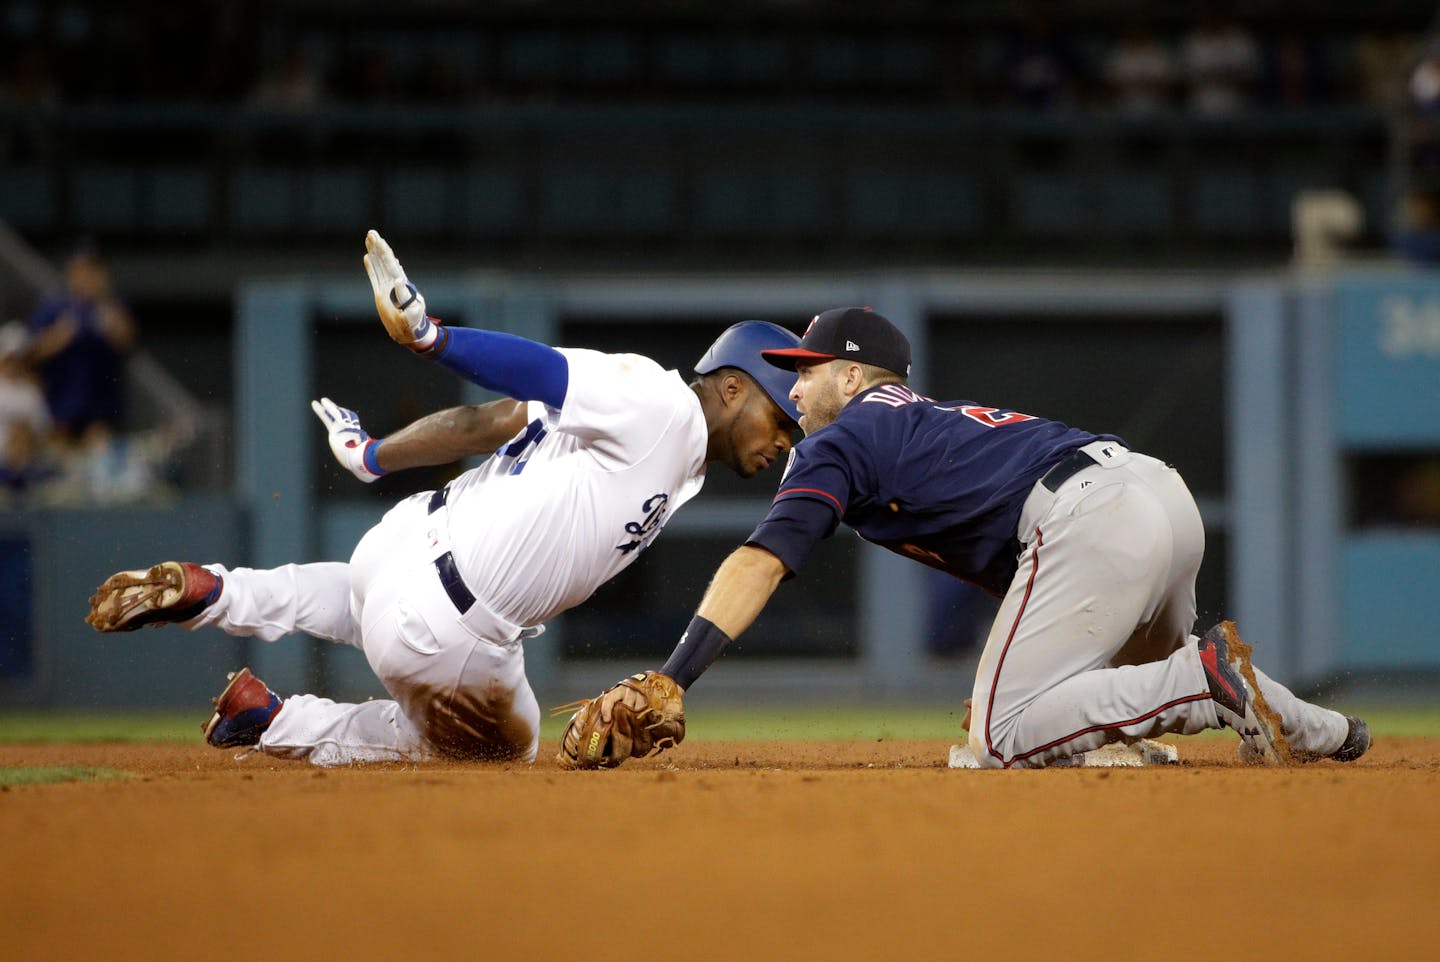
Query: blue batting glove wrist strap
[
  {"left": 362, "top": 438, "right": 385, "bottom": 476},
  {"left": 419, "top": 324, "right": 449, "bottom": 357}
]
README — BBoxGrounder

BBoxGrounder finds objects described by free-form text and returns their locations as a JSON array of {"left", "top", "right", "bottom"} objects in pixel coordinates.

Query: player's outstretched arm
[
  {"left": 362, "top": 230, "right": 569, "bottom": 408},
  {"left": 660, "top": 545, "right": 788, "bottom": 689},
  {"left": 553, "top": 546, "right": 787, "bottom": 769},
  {"left": 311, "top": 396, "right": 529, "bottom": 481},
  {"left": 375, "top": 399, "right": 530, "bottom": 470}
]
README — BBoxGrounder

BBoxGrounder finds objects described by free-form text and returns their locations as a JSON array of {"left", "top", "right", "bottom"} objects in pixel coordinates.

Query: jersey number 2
[{"left": 943, "top": 405, "right": 1036, "bottom": 427}]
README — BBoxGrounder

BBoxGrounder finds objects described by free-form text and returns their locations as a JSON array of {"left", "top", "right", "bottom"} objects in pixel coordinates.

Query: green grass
[
  {"left": 0, "top": 713, "right": 199, "bottom": 743},
  {"left": 678, "top": 705, "right": 972, "bottom": 741},
  {"left": 1339, "top": 704, "right": 1440, "bottom": 737},
  {"left": 666, "top": 703, "right": 1440, "bottom": 741},
  {"left": 0, "top": 766, "right": 132, "bottom": 787},
  {"left": 4, "top": 703, "right": 1435, "bottom": 745},
  {"left": 0, "top": 706, "right": 970, "bottom": 744}
]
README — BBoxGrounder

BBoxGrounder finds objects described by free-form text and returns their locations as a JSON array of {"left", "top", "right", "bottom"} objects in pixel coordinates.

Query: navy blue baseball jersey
[{"left": 746, "top": 383, "right": 1122, "bottom": 595}]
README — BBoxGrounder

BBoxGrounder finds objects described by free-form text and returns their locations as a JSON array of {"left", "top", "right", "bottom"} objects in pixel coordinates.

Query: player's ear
[{"left": 720, "top": 371, "right": 746, "bottom": 406}]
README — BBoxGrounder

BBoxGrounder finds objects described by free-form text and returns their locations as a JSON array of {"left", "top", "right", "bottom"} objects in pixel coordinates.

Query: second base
[{"left": 948, "top": 739, "right": 1179, "bottom": 768}]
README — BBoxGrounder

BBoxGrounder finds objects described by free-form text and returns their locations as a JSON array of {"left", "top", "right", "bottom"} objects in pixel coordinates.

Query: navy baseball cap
[{"left": 761, "top": 307, "right": 911, "bottom": 378}]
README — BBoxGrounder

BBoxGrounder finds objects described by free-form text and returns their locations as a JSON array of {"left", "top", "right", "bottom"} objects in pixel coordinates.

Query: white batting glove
[
  {"left": 363, "top": 229, "right": 439, "bottom": 352},
  {"left": 310, "top": 397, "right": 384, "bottom": 483}
]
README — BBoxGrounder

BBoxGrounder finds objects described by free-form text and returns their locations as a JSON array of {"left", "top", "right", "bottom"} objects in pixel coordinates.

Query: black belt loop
[
  {"left": 434, "top": 551, "right": 475, "bottom": 613},
  {"left": 1040, "top": 448, "right": 1098, "bottom": 493},
  {"left": 427, "top": 485, "right": 449, "bottom": 514},
  {"left": 426, "top": 485, "right": 472, "bottom": 611}
]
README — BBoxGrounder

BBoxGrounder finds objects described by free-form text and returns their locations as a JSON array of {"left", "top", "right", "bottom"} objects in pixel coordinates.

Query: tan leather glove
[{"left": 553, "top": 671, "right": 686, "bottom": 769}]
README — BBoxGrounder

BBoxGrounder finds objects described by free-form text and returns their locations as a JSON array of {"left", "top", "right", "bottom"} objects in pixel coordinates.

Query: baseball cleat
[
  {"left": 1198, "top": 621, "right": 1292, "bottom": 765},
  {"left": 1260, "top": 714, "right": 1371, "bottom": 765},
  {"left": 202, "top": 668, "right": 282, "bottom": 748},
  {"left": 1329, "top": 715, "right": 1372, "bottom": 762},
  {"left": 86, "top": 562, "right": 222, "bottom": 632}
]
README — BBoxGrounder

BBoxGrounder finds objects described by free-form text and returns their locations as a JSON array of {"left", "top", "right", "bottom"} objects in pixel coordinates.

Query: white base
[{"left": 948, "top": 739, "right": 1179, "bottom": 769}]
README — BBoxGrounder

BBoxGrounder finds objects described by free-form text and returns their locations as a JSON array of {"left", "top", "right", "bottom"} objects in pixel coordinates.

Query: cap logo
[
  {"left": 804, "top": 316, "right": 819, "bottom": 336},
  {"left": 845, "top": 340, "right": 859, "bottom": 351}
]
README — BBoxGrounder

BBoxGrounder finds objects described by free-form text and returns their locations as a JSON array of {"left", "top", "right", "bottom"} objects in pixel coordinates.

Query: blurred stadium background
[{"left": 2, "top": 0, "right": 1438, "bottom": 715}]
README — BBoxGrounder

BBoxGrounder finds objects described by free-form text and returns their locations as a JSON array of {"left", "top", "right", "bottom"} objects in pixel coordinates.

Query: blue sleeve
[
  {"left": 28, "top": 296, "right": 63, "bottom": 333},
  {"left": 745, "top": 495, "right": 839, "bottom": 578},
  {"left": 426, "top": 327, "right": 569, "bottom": 409}
]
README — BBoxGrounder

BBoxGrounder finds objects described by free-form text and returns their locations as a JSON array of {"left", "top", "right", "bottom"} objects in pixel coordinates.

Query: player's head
[
  {"left": 761, "top": 307, "right": 910, "bottom": 379},
  {"left": 693, "top": 320, "right": 802, "bottom": 478},
  {"left": 762, "top": 308, "right": 910, "bottom": 435},
  {"left": 64, "top": 237, "right": 108, "bottom": 300},
  {"left": 696, "top": 321, "right": 803, "bottom": 422}
]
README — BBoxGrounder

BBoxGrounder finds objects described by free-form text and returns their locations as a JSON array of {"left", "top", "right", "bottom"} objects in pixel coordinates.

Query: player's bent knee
[
  {"left": 967, "top": 731, "right": 1008, "bottom": 769},
  {"left": 416, "top": 679, "right": 539, "bottom": 761}
]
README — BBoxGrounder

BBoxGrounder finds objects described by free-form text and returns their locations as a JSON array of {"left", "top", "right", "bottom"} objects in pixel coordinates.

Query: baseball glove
[{"left": 552, "top": 671, "right": 686, "bottom": 770}]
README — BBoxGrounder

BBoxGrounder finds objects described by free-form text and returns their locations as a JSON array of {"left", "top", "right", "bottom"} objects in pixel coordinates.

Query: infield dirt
[{"left": 3, "top": 736, "right": 1437, "bottom": 961}]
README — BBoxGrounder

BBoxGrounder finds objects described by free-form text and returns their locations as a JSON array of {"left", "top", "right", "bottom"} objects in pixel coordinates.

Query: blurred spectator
[
  {"left": 1390, "top": 188, "right": 1440, "bottom": 264},
  {"left": 999, "top": 0, "right": 1081, "bottom": 112},
  {"left": 1263, "top": 30, "right": 1326, "bottom": 108},
  {"left": 1, "top": 42, "right": 60, "bottom": 108},
  {"left": 1103, "top": 23, "right": 1174, "bottom": 115},
  {"left": 1401, "top": 42, "right": 1440, "bottom": 222},
  {"left": 39, "top": 427, "right": 181, "bottom": 506},
  {"left": 26, "top": 242, "right": 136, "bottom": 446},
  {"left": 1180, "top": 2, "right": 1260, "bottom": 115},
  {"left": 1408, "top": 40, "right": 1440, "bottom": 117},
  {"left": 0, "top": 322, "right": 56, "bottom": 499},
  {"left": 1354, "top": 455, "right": 1440, "bottom": 527},
  {"left": 1391, "top": 458, "right": 1440, "bottom": 526},
  {"left": 0, "top": 41, "right": 60, "bottom": 162},
  {"left": 246, "top": 43, "right": 324, "bottom": 111},
  {"left": 1352, "top": 32, "right": 1415, "bottom": 109}
]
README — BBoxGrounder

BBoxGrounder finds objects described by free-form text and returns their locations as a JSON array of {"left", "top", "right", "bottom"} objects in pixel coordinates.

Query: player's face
[
  {"left": 791, "top": 360, "right": 846, "bottom": 435},
  {"left": 722, "top": 390, "right": 798, "bottom": 478}
]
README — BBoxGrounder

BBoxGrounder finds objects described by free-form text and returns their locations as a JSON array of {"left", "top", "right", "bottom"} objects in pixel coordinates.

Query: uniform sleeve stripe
[{"left": 774, "top": 486, "right": 843, "bottom": 513}]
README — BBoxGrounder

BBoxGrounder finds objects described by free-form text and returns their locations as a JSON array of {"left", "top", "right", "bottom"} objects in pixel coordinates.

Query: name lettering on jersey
[
  {"left": 861, "top": 384, "right": 934, "bottom": 408},
  {"left": 934, "top": 404, "right": 1037, "bottom": 428},
  {"left": 616, "top": 492, "right": 670, "bottom": 555},
  {"left": 501, "top": 418, "right": 548, "bottom": 475}
]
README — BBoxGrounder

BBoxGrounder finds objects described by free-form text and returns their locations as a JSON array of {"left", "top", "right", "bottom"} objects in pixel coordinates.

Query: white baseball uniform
[{"left": 187, "top": 348, "right": 708, "bottom": 765}]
